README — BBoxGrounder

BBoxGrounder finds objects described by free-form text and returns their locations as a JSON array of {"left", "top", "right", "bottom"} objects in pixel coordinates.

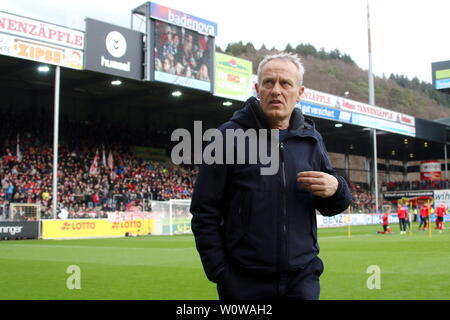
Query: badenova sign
[{"left": 149, "top": 2, "right": 218, "bottom": 37}]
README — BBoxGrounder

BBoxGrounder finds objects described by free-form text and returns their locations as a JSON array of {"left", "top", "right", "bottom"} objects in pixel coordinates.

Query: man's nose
[{"left": 271, "top": 82, "right": 282, "bottom": 96}]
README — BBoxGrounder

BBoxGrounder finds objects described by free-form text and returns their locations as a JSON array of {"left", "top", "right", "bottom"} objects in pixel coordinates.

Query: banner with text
[
  {"left": 420, "top": 160, "right": 442, "bottom": 181},
  {"left": 0, "top": 221, "right": 39, "bottom": 239},
  {"left": 301, "top": 87, "right": 415, "bottom": 127},
  {"left": 0, "top": 32, "right": 83, "bottom": 69},
  {"left": 0, "top": 11, "right": 84, "bottom": 50},
  {"left": 294, "top": 87, "right": 416, "bottom": 136},
  {"left": 433, "top": 189, "right": 450, "bottom": 210},
  {"left": 149, "top": 3, "right": 217, "bottom": 36},
  {"left": 84, "top": 18, "right": 143, "bottom": 80},
  {"left": 42, "top": 219, "right": 154, "bottom": 239},
  {"left": 214, "top": 52, "right": 253, "bottom": 101}
]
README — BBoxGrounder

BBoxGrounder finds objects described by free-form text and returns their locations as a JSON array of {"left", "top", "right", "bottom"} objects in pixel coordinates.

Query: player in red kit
[
  {"left": 419, "top": 204, "right": 429, "bottom": 231},
  {"left": 397, "top": 204, "right": 408, "bottom": 235},
  {"left": 435, "top": 203, "right": 447, "bottom": 233},
  {"left": 378, "top": 211, "right": 391, "bottom": 234}
]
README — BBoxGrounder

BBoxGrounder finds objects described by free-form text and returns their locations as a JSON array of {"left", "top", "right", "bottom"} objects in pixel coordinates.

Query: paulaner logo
[
  {"left": 171, "top": 121, "right": 280, "bottom": 176},
  {"left": 168, "top": 9, "right": 216, "bottom": 36}
]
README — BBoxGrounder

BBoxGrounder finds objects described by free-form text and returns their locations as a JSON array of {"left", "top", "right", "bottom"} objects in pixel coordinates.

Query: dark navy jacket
[{"left": 190, "top": 97, "right": 352, "bottom": 283}]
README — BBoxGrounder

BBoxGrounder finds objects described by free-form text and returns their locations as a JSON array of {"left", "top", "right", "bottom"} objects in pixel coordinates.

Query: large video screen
[{"left": 153, "top": 20, "right": 213, "bottom": 92}]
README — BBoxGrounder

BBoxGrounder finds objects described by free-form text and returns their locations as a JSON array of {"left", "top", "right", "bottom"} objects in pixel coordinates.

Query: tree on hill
[{"left": 218, "top": 41, "right": 449, "bottom": 119}]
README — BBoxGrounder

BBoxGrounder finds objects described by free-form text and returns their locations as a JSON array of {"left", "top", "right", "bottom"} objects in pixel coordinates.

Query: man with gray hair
[{"left": 190, "top": 52, "right": 352, "bottom": 300}]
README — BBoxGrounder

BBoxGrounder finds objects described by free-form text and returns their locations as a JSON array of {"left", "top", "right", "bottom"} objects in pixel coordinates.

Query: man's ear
[
  {"left": 255, "top": 83, "right": 260, "bottom": 98},
  {"left": 297, "top": 86, "right": 305, "bottom": 102}
]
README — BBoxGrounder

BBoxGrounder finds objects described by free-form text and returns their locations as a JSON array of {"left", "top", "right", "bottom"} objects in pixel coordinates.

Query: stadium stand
[
  {"left": 0, "top": 110, "right": 196, "bottom": 219},
  {"left": 0, "top": 109, "right": 448, "bottom": 219},
  {"left": 349, "top": 182, "right": 376, "bottom": 213},
  {"left": 382, "top": 179, "right": 450, "bottom": 191}
]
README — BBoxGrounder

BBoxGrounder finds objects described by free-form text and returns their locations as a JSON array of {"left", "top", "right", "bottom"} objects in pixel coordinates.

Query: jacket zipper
[
  {"left": 279, "top": 141, "right": 288, "bottom": 271},
  {"left": 237, "top": 206, "right": 245, "bottom": 233}
]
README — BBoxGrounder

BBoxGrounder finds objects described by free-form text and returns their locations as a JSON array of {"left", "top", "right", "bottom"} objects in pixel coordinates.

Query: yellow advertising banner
[
  {"left": 42, "top": 219, "right": 155, "bottom": 239},
  {"left": 0, "top": 33, "right": 83, "bottom": 69}
]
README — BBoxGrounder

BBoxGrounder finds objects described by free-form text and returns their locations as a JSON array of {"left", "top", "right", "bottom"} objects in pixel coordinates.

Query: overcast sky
[{"left": 2, "top": 0, "right": 450, "bottom": 84}]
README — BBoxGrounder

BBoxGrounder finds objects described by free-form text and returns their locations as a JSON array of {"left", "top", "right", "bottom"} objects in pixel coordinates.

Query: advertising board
[
  {"left": 0, "top": 11, "right": 84, "bottom": 69},
  {"left": 84, "top": 18, "right": 143, "bottom": 80},
  {"left": 0, "top": 221, "right": 39, "bottom": 239},
  {"left": 0, "top": 32, "right": 83, "bottom": 69},
  {"left": 0, "top": 11, "right": 84, "bottom": 50},
  {"left": 214, "top": 52, "right": 253, "bottom": 101},
  {"left": 149, "top": 3, "right": 217, "bottom": 36},
  {"left": 420, "top": 160, "right": 442, "bottom": 181},
  {"left": 433, "top": 189, "right": 450, "bottom": 210},
  {"left": 42, "top": 219, "right": 154, "bottom": 239}
]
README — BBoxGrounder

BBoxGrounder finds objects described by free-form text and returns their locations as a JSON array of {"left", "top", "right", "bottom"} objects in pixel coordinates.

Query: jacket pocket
[
  {"left": 310, "top": 210, "right": 320, "bottom": 252},
  {"left": 225, "top": 192, "right": 250, "bottom": 250}
]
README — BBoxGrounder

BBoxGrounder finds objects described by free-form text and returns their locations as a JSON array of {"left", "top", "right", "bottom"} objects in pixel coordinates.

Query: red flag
[{"left": 89, "top": 150, "right": 99, "bottom": 176}]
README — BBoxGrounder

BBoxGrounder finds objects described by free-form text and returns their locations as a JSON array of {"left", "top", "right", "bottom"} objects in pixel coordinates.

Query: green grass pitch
[{"left": 0, "top": 222, "right": 449, "bottom": 300}]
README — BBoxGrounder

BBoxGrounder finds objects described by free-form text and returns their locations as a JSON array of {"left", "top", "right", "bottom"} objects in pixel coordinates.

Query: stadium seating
[
  {"left": 1, "top": 110, "right": 448, "bottom": 218},
  {"left": 0, "top": 114, "right": 196, "bottom": 219}
]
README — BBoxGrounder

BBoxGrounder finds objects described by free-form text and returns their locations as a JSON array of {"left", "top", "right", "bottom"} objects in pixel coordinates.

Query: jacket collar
[{"left": 230, "top": 97, "right": 318, "bottom": 140}]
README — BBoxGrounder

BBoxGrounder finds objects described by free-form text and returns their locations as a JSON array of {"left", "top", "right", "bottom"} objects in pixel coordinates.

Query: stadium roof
[
  {"left": 0, "top": 54, "right": 448, "bottom": 163},
  {"left": 436, "top": 117, "right": 450, "bottom": 126}
]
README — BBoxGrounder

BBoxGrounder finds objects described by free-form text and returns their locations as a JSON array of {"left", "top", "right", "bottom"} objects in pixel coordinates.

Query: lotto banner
[{"left": 42, "top": 219, "right": 155, "bottom": 239}]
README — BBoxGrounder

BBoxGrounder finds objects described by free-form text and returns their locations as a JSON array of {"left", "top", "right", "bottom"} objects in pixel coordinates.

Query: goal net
[
  {"left": 150, "top": 199, "right": 192, "bottom": 235},
  {"left": 9, "top": 203, "right": 41, "bottom": 222}
]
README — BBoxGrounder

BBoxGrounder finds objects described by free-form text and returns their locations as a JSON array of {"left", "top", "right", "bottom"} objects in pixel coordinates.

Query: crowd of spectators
[
  {"left": 350, "top": 182, "right": 376, "bottom": 213},
  {"left": 154, "top": 20, "right": 211, "bottom": 82},
  {"left": 1, "top": 110, "right": 449, "bottom": 219},
  {"left": 0, "top": 140, "right": 196, "bottom": 219},
  {"left": 382, "top": 179, "right": 450, "bottom": 191},
  {"left": 0, "top": 111, "right": 196, "bottom": 220}
]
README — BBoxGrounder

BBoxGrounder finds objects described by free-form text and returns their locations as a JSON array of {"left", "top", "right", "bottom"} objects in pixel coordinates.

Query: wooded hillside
[{"left": 218, "top": 42, "right": 450, "bottom": 120}]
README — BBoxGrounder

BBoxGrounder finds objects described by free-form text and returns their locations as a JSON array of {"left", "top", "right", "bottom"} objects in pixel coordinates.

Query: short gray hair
[{"left": 257, "top": 52, "right": 305, "bottom": 86}]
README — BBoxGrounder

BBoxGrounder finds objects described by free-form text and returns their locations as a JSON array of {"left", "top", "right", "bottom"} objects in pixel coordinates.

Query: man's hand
[{"left": 297, "top": 171, "right": 339, "bottom": 198}]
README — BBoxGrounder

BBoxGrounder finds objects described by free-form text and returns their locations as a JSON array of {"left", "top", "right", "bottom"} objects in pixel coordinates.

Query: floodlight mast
[
  {"left": 131, "top": 2, "right": 151, "bottom": 81},
  {"left": 367, "top": 0, "right": 379, "bottom": 213},
  {"left": 52, "top": 66, "right": 60, "bottom": 219}
]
